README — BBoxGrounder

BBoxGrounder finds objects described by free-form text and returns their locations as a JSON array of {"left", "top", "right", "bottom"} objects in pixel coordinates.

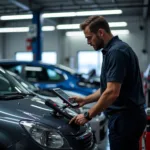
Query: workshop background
[
  {"left": 0, "top": 0, "right": 149, "bottom": 71},
  {"left": 0, "top": 0, "right": 149, "bottom": 150}
]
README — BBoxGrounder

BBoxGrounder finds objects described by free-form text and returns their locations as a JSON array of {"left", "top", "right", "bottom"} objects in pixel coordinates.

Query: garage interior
[{"left": 0, "top": 0, "right": 150, "bottom": 150}]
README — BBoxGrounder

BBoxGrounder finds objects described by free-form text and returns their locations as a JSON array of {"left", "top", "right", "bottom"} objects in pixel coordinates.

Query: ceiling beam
[
  {"left": 8, "top": 0, "right": 29, "bottom": 11},
  {"left": 143, "top": 0, "right": 149, "bottom": 20},
  {"left": 42, "top": 3, "right": 148, "bottom": 11}
]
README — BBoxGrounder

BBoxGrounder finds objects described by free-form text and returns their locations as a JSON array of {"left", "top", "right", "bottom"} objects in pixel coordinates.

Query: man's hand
[
  {"left": 69, "top": 114, "right": 89, "bottom": 126},
  {"left": 69, "top": 96, "right": 86, "bottom": 107}
]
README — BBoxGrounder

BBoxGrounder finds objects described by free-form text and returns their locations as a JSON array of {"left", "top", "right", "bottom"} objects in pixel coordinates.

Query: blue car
[{"left": 0, "top": 60, "right": 99, "bottom": 95}]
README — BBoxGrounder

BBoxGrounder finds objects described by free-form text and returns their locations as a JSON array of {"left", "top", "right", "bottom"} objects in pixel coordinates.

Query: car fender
[{"left": 0, "top": 132, "right": 13, "bottom": 148}]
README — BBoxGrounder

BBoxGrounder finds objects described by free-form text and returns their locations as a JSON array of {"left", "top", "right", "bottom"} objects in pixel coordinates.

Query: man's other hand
[{"left": 69, "top": 114, "right": 89, "bottom": 126}]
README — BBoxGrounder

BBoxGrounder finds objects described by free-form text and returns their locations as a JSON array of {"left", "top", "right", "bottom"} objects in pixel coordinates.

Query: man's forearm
[
  {"left": 84, "top": 89, "right": 101, "bottom": 104},
  {"left": 88, "top": 89, "right": 118, "bottom": 118}
]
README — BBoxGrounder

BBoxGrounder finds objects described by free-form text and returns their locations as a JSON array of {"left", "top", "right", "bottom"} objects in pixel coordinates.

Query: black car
[
  {"left": 0, "top": 67, "right": 98, "bottom": 150},
  {"left": 7, "top": 70, "right": 108, "bottom": 148}
]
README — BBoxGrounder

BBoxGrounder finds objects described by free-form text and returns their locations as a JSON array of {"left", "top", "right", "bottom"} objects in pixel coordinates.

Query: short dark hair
[{"left": 80, "top": 16, "right": 111, "bottom": 34}]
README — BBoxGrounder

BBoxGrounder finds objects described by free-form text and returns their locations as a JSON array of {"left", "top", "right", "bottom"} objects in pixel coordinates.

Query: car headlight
[{"left": 20, "top": 121, "right": 70, "bottom": 149}]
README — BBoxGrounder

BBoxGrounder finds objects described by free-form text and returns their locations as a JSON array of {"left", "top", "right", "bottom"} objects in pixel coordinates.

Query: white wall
[
  {"left": 43, "top": 31, "right": 59, "bottom": 51},
  {"left": 0, "top": 16, "right": 149, "bottom": 72},
  {"left": 147, "top": 19, "right": 150, "bottom": 67},
  {"left": 3, "top": 31, "right": 58, "bottom": 57},
  {"left": 4, "top": 33, "right": 27, "bottom": 59}
]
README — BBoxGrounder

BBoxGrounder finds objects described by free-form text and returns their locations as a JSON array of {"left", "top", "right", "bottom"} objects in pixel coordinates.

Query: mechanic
[{"left": 69, "top": 16, "right": 146, "bottom": 150}]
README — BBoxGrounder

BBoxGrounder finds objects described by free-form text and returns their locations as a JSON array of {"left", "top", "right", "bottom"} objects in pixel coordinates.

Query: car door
[{"left": 23, "top": 64, "right": 67, "bottom": 89}]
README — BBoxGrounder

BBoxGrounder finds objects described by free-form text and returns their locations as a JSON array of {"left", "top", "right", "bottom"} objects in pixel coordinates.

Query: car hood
[{"left": 0, "top": 96, "right": 86, "bottom": 135}]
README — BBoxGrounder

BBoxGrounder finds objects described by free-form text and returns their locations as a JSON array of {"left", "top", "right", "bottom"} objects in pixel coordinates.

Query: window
[
  {"left": 77, "top": 51, "right": 103, "bottom": 76},
  {"left": 6, "top": 65, "right": 22, "bottom": 75},
  {"left": 16, "top": 52, "right": 33, "bottom": 61},
  {"left": 24, "top": 66, "right": 65, "bottom": 83},
  {"left": 15, "top": 52, "right": 57, "bottom": 64},
  {"left": 42, "top": 52, "right": 56, "bottom": 64}
]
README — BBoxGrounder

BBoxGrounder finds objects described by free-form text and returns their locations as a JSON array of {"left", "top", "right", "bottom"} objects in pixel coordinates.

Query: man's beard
[{"left": 94, "top": 35, "right": 104, "bottom": 51}]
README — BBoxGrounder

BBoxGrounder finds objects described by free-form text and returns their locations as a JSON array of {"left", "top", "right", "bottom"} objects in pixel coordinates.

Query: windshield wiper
[
  {"left": 0, "top": 92, "right": 35, "bottom": 100},
  {"left": 0, "top": 95, "right": 25, "bottom": 100},
  {"left": 3, "top": 92, "right": 34, "bottom": 96}
]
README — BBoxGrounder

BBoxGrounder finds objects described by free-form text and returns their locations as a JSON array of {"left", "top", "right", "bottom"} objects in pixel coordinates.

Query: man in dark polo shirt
[{"left": 69, "top": 16, "right": 147, "bottom": 150}]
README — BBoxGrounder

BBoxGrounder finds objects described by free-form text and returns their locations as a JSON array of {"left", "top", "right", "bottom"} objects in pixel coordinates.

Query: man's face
[{"left": 84, "top": 26, "right": 104, "bottom": 51}]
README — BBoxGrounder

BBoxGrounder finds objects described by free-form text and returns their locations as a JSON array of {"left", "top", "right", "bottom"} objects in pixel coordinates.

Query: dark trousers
[{"left": 108, "top": 108, "right": 146, "bottom": 150}]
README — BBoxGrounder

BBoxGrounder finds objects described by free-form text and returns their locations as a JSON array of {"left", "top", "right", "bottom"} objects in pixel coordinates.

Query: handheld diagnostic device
[{"left": 52, "top": 88, "right": 79, "bottom": 108}]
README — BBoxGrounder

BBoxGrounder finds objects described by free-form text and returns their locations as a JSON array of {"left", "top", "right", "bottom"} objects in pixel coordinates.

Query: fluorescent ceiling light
[
  {"left": 42, "top": 26, "right": 55, "bottom": 31},
  {"left": 66, "top": 30, "right": 130, "bottom": 36},
  {"left": 57, "top": 24, "right": 80, "bottom": 29},
  {"left": 0, "top": 26, "right": 55, "bottom": 33},
  {"left": 43, "top": 9, "right": 122, "bottom": 18},
  {"left": 0, "top": 9, "right": 122, "bottom": 21},
  {"left": 76, "top": 10, "right": 122, "bottom": 16},
  {"left": 0, "top": 27, "right": 29, "bottom": 33},
  {"left": 57, "top": 22, "right": 127, "bottom": 30},
  {"left": 0, "top": 14, "right": 33, "bottom": 20},
  {"left": 109, "top": 22, "right": 127, "bottom": 27},
  {"left": 66, "top": 31, "right": 84, "bottom": 36}
]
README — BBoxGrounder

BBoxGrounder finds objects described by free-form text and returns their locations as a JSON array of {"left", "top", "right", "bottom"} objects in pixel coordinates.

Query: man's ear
[{"left": 98, "top": 28, "right": 104, "bottom": 37}]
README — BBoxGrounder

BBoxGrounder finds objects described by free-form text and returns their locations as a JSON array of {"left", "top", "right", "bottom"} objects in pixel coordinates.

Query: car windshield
[
  {"left": 0, "top": 68, "right": 31, "bottom": 96},
  {"left": 7, "top": 71, "right": 38, "bottom": 91}
]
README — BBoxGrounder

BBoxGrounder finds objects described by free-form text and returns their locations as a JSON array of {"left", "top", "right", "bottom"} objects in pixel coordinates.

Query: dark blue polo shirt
[{"left": 101, "top": 36, "right": 145, "bottom": 114}]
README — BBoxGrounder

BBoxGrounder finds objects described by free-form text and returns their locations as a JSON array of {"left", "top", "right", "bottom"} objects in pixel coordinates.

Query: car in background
[
  {"left": 77, "top": 69, "right": 100, "bottom": 87},
  {"left": 0, "top": 67, "right": 98, "bottom": 150},
  {"left": 0, "top": 60, "right": 99, "bottom": 96},
  {"left": 7, "top": 70, "right": 108, "bottom": 149},
  {"left": 143, "top": 64, "right": 150, "bottom": 107}
]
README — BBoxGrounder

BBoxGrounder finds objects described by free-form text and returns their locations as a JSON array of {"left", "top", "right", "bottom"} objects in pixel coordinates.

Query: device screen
[{"left": 53, "top": 88, "right": 79, "bottom": 107}]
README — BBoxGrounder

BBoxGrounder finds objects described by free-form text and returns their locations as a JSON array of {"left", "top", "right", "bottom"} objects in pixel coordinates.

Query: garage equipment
[
  {"left": 45, "top": 100, "right": 73, "bottom": 119},
  {"left": 139, "top": 108, "right": 150, "bottom": 150}
]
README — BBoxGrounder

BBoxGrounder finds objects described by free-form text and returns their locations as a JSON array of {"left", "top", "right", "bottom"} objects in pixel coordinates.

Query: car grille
[{"left": 76, "top": 128, "right": 93, "bottom": 150}]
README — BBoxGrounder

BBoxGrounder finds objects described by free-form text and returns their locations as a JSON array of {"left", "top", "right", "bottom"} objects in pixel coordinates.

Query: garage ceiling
[{"left": 0, "top": 0, "right": 149, "bottom": 19}]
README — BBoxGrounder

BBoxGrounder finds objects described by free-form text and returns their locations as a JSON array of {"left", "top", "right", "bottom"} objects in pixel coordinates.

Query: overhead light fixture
[
  {"left": 0, "top": 27, "right": 29, "bottom": 33},
  {"left": 0, "top": 9, "right": 122, "bottom": 21},
  {"left": 57, "top": 24, "right": 80, "bottom": 30},
  {"left": 43, "top": 9, "right": 122, "bottom": 18},
  {"left": 109, "top": 22, "right": 127, "bottom": 27},
  {"left": 75, "top": 10, "right": 122, "bottom": 16},
  {"left": 0, "top": 26, "right": 55, "bottom": 33},
  {"left": 57, "top": 22, "right": 127, "bottom": 30},
  {"left": 66, "top": 29, "right": 130, "bottom": 36},
  {"left": 66, "top": 31, "right": 84, "bottom": 36},
  {"left": 0, "top": 14, "right": 33, "bottom": 20},
  {"left": 0, "top": 26, "right": 129, "bottom": 34},
  {"left": 42, "top": 26, "right": 55, "bottom": 31}
]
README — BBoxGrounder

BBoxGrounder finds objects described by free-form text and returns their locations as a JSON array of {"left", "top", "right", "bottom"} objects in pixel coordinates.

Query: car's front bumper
[
  {"left": 10, "top": 139, "right": 98, "bottom": 150},
  {"left": 92, "top": 144, "right": 99, "bottom": 150}
]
